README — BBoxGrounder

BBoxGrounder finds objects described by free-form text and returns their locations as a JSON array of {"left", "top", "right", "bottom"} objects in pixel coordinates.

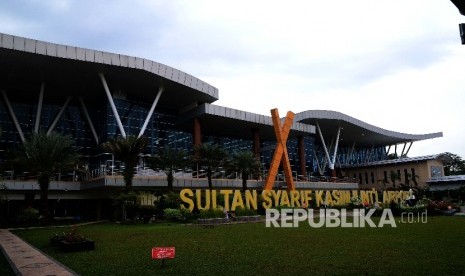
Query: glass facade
[{"left": 1, "top": 95, "right": 391, "bottom": 180}]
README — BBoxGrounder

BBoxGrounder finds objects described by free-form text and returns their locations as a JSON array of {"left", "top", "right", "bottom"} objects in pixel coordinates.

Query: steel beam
[
  {"left": 138, "top": 86, "right": 164, "bottom": 138},
  {"left": 316, "top": 122, "right": 332, "bottom": 169},
  {"left": 47, "top": 97, "right": 71, "bottom": 135},
  {"left": 34, "top": 83, "right": 45, "bottom": 133},
  {"left": 1, "top": 90, "right": 25, "bottom": 143},
  {"left": 404, "top": 141, "right": 413, "bottom": 157},
  {"left": 331, "top": 126, "right": 341, "bottom": 166},
  {"left": 98, "top": 73, "right": 126, "bottom": 138},
  {"left": 78, "top": 97, "right": 99, "bottom": 144}
]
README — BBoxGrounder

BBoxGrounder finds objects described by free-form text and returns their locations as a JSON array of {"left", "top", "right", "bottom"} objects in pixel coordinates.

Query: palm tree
[
  {"left": 228, "top": 151, "right": 261, "bottom": 191},
  {"left": 148, "top": 147, "right": 188, "bottom": 191},
  {"left": 102, "top": 136, "right": 148, "bottom": 193},
  {"left": 15, "top": 132, "right": 79, "bottom": 221},
  {"left": 192, "top": 143, "right": 228, "bottom": 190}
]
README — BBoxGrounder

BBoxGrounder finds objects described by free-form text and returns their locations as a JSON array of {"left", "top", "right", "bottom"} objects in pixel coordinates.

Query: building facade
[{"left": 0, "top": 33, "right": 446, "bottom": 218}]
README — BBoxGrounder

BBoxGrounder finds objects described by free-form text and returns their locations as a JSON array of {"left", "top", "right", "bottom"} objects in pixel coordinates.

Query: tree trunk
[
  {"left": 38, "top": 174, "right": 50, "bottom": 223},
  {"left": 123, "top": 167, "right": 134, "bottom": 193},
  {"left": 168, "top": 171, "right": 174, "bottom": 191},
  {"left": 242, "top": 172, "right": 248, "bottom": 192},
  {"left": 207, "top": 169, "right": 212, "bottom": 190}
]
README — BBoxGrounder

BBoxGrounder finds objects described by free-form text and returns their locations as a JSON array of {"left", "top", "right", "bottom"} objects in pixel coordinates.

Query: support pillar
[
  {"left": 252, "top": 128, "right": 260, "bottom": 159},
  {"left": 193, "top": 117, "right": 201, "bottom": 147},
  {"left": 298, "top": 136, "right": 307, "bottom": 178}
]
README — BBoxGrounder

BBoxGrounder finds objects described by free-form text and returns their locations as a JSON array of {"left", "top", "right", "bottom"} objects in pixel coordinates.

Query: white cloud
[{"left": 0, "top": 0, "right": 464, "bottom": 158}]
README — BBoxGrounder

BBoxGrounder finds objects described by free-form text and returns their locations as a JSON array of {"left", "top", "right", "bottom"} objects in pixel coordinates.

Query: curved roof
[
  {"left": 0, "top": 32, "right": 218, "bottom": 112},
  {"left": 295, "top": 110, "right": 442, "bottom": 147},
  {"left": 178, "top": 103, "right": 314, "bottom": 140}
]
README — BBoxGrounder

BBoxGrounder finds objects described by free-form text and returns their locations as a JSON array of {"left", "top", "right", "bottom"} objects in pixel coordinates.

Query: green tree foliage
[
  {"left": 102, "top": 136, "right": 148, "bottom": 193},
  {"left": 228, "top": 150, "right": 261, "bottom": 191},
  {"left": 192, "top": 143, "right": 228, "bottom": 190},
  {"left": 442, "top": 152, "right": 465, "bottom": 176},
  {"left": 14, "top": 132, "right": 79, "bottom": 221},
  {"left": 148, "top": 147, "right": 188, "bottom": 191}
]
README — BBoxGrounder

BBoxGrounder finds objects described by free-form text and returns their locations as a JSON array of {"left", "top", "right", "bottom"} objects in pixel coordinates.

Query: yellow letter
[
  {"left": 211, "top": 190, "right": 218, "bottom": 209},
  {"left": 220, "top": 190, "right": 233, "bottom": 211},
  {"left": 245, "top": 190, "right": 258, "bottom": 210},
  {"left": 290, "top": 191, "right": 300, "bottom": 207},
  {"left": 280, "top": 190, "right": 290, "bottom": 207},
  {"left": 360, "top": 190, "right": 370, "bottom": 205},
  {"left": 261, "top": 190, "right": 272, "bottom": 209},
  {"left": 325, "top": 190, "right": 333, "bottom": 206},
  {"left": 340, "top": 191, "right": 351, "bottom": 205},
  {"left": 303, "top": 190, "right": 312, "bottom": 207},
  {"left": 231, "top": 190, "right": 245, "bottom": 211},
  {"left": 373, "top": 188, "right": 379, "bottom": 203},
  {"left": 383, "top": 191, "right": 389, "bottom": 204},
  {"left": 332, "top": 190, "right": 340, "bottom": 206},
  {"left": 180, "top": 188, "right": 194, "bottom": 212},
  {"left": 196, "top": 189, "right": 210, "bottom": 210},
  {"left": 271, "top": 190, "right": 282, "bottom": 207},
  {"left": 315, "top": 190, "right": 324, "bottom": 207}
]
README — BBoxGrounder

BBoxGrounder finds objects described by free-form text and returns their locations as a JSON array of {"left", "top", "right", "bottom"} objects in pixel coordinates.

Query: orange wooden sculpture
[{"left": 263, "top": 108, "right": 295, "bottom": 191}]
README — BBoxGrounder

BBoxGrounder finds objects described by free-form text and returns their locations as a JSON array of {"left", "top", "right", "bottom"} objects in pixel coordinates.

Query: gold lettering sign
[{"left": 178, "top": 188, "right": 409, "bottom": 211}]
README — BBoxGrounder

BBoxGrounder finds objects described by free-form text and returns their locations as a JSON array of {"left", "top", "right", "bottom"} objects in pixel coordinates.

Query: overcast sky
[{"left": 1, "top": 0, "right": 464, "bottom": 158}]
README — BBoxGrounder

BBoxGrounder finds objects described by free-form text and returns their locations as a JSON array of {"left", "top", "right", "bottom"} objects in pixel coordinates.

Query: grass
[{"left": 10, "top": 217, "right": 465, "bottom": 275}]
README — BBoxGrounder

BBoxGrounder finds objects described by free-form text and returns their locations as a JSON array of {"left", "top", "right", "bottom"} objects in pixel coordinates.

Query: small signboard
[{"left": 152, "top": 247, "right": 176, "bottom": 259}]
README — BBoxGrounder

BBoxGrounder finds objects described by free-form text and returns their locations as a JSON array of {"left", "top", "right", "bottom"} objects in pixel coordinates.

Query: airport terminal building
[{"left": 0, "top": 33, "right": 446, "bottom": 217}]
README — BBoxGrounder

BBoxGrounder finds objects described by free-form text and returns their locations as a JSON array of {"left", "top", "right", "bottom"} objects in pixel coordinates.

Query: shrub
[
  {"left": 399, "top": 204, "right": 427, "bottom": 214},
  {"left": 199, "top": 208, "right": 225, "bottom": 219},
  {"left": 348, "top": 196, "right": 362, "bottom": 209},
  {"left": 52, "top": 226, "right": 88, "bottom": 244},
  {"left": 17, "top": 207, "right": 40, "bottom": 223},
  {"left": 427, "top": 200, "right": 461, "bottom": 215},
  {"left": 235, "top": 207, "right": 258, "bottom": 217},
  {"left": 179, "top": 208, "right": 197, "bottom": 221},
  {"left": 163, "top": 208, "right": 184, "bottom": 222}
]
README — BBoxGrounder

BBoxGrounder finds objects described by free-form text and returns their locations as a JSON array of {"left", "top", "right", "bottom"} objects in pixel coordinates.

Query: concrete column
[
  {"left": 252, "top": 128, "right": 260, "bottom": 159},
  {"left": 193, "top": 117, "right": 201, "bottom": 147},
  {"left": 298, "top": 136, "right": 307, "bottom": 178}
]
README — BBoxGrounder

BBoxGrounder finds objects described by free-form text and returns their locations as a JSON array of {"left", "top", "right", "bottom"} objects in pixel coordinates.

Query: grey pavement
[{"left": 0, "top": 228, "right": 78, "bottom": 276}]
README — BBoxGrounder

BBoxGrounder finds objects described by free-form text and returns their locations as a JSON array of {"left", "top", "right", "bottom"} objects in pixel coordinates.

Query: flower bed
[
  {"left": 50, "top": 226, "right": 95, "bottom": 252},
  {"left": 56, "top": 239, "right": 95, "bottom": 252}
]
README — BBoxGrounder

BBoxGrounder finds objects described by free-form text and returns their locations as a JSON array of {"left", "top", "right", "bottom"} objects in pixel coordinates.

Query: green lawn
[{"left": 11, "top": 217, "right": 465, "bottom": 275}]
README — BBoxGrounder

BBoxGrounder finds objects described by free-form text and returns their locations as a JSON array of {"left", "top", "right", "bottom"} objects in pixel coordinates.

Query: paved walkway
[{"left": 0, "top": 229, "right": 78, "bottom": 276}]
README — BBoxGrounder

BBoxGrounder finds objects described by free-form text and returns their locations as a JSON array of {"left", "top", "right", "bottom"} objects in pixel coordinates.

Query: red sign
[{"left": 152, "top": 247, "right": 175, "bottom": 259}]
